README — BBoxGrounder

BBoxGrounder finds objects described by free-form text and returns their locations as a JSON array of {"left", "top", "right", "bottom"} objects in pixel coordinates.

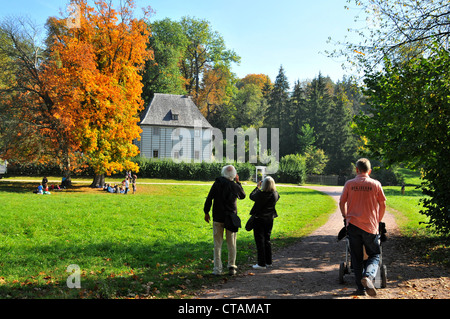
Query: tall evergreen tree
[
  {"left": 290, "top": 80, "right": 308, "bottom": 152},
  {"left": 265, "top": 66, "right": 291, "bottom": 156},
  {"left": 324, "top": 82, "right": 357, "bottom": 174},
  {"left": 305, "top": 73, "right": 334, "bottom": 150}
]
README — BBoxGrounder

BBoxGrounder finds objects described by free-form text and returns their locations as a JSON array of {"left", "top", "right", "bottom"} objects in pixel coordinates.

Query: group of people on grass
[
  {"left": 203, "top": 158, "right": 386, "bottom": 297},
  {"left": 33, "top": 176, "right": 64, "bottom": 195},
  {"left": 103, "top": 173, "right": 137, "bottom": 195},
  {"left": 34, "top": 173, "right": 137, "bottom": 195}
]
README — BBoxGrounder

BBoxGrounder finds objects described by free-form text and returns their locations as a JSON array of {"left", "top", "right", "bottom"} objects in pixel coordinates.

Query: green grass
[
  {"left": 383, "top": 168, "right": 449, "bottom": 266},
  {"left": 0, "top": 179, "right": 336, "bottom": 299}
]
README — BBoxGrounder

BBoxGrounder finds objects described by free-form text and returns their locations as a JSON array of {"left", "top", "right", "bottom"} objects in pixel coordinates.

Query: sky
[{"left": 1, "top": 0, "right": 366, "bottom": 87}]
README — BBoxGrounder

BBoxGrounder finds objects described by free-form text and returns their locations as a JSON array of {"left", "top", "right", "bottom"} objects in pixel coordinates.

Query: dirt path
[{"left": 199, "top": 186, "right": 450, "bottom": 299}]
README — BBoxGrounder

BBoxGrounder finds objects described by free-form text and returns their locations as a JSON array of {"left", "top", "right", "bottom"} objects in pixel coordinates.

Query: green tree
[
  {"left": 328, "top": 0, "right": 450, "bottom": 74},
  {"left": 232, "top": 83, "right": 266, "bottom": 129},
  {"left": 297, "top": 124, "right": 316, "bottom": 155},
  {"left": 304, "top": 145, "right": 329, "bottom": 175},
  {"left": 179, "top": 16, "right": 240, "bottom": 97},
  {"left": 305, "top": 73, "right": 334, "bottom": 152},
  {"left": 142, "top": 18, "right": 188, "bottom": 104},
  {"left": 265, "top": 65, "right": 291, "bottom": 156},
  {"left": 290, "top": 80, "right": 308, "bottom": 152},
  {"left": 324, "top": 81, "right": 357, "bottom": 174},
  {"left": 356, "top": 47, "right": 450, "bottom": 234}
]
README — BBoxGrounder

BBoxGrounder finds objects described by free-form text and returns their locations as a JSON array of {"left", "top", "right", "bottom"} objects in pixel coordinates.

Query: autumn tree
[
  {"left": 237, "top": 74, "right": 272, "bottom": 91},
  {"left": 0, "top": 17, "right": 67, "bottom": 173},
  {"left": 195, "top": 63, "right": 235, "bottom": 124},
  {"left": 0, "top": 0, "right": 152, "bottom": 186},
  {"left": 45, "top": 0, "right": 152, "bottom": 186}
]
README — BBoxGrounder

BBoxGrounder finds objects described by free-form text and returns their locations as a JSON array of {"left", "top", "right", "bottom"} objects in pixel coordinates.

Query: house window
[
  {"left": 174, "top": 151, "right": 180, "bottom": 159},
  {"left": 153, "top": 127, "right": 160, "bottom": 135},
  {"left": 153, "top": 150, "right": 159, "bottom": 158},
  {"left": 172, "top": 113, "right": 179, "bottom": 120},
  {"left": 194, "top": 151, "right": 200, "bottom": 160}
]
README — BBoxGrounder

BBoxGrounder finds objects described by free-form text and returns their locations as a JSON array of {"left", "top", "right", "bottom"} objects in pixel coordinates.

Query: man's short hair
[
  {"left": 222, "top": 165, "right": 237, "bottom": 181},
  {"left": 356, "top": 158, "right": 371, "bottom": 173}
]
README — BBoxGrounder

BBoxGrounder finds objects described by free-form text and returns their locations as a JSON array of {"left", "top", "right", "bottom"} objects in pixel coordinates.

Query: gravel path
[{"left": 199, "top": 186, "right": 449, "bottom": 299}]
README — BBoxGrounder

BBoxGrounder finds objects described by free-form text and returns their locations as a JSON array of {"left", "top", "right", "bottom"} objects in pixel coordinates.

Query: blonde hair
[{"left": 261, "top": 176, "right": 276, "bottom": 192}]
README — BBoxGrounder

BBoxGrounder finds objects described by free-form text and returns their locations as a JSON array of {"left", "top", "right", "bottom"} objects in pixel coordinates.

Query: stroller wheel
[
  {"left": 339, "top": 262, "right": 345, "bottom": 284},
  {"left": 380, "top": 265, "right": 387, "bottom": 288}
]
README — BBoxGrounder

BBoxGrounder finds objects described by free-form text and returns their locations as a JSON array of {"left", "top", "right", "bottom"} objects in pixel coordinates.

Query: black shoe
[
  {"left": 351, "top": 289, "right": 367, "bottom": 296},
  {"left": 228, "top": 267, "right": 237, "bottom": 276}
]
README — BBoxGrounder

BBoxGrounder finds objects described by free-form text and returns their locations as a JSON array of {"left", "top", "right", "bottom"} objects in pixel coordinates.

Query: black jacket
[
  {"left": 249, "top": 187, "right": 280, "bottom": 220},
  {"left": 204, "top": 177, "right": 246, "bottom": 223}
]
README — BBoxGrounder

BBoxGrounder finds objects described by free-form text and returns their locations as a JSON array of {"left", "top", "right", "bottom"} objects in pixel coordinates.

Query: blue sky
[{"left": 2, "top": 0, "right": 364, "bottom": 87}]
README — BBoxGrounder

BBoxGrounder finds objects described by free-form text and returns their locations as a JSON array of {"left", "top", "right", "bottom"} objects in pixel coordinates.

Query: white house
[{"left": 137, "top": 93, "right": 214, "bottom": 161}]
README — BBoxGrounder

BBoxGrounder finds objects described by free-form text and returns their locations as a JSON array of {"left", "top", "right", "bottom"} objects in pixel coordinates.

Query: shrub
[
  {"left": 371, "top": 166, "right": 404, "bottom": 186},
  {"left": 275, "top": 154, "right": 306, "bottom": 184}
]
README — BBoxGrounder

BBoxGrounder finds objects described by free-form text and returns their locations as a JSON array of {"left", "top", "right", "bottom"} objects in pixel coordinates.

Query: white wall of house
[{"left": 139, "top": 126, "right": 212, "bottom": 161}]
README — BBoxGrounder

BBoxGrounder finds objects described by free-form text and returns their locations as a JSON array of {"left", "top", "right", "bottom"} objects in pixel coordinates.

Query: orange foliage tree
[
  {"left": 239, "top": 74, "right": 272, "bottom": 91},
  {"left": 1, "top": 1, "right": 151, "bottom": 185},
  {"left": 195, "top": 64, "right": 234, "bottom": 122},
  {"left": 44, "top": 0, "right": 152, "bottom": 185}
]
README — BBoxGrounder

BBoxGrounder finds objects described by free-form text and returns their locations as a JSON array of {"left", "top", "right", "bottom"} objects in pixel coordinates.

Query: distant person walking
[
  {"left": 132, "top": 174, "right": 137, "bottom": 194},
  {"left": 339, "top": 158, "right": 386, "bottom": 296},
  {"left": 204, "top": 165, "right": 246, "bottom": 276},
  {"left": 249, "top": 176, "right": 280, "bottom": 269}
]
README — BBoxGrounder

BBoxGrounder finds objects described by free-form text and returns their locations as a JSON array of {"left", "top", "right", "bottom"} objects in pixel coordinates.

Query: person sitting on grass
[{"left": 35, "top": 183, "right": 43, "bottom": 194}]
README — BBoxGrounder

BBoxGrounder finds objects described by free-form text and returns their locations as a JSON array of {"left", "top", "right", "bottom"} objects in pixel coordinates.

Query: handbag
[
  {"left": 245, "top": 215, "right": 255, "bottom": 231},
  {"left": 225, "top": 213, "right": 241, "bottom": 232}
]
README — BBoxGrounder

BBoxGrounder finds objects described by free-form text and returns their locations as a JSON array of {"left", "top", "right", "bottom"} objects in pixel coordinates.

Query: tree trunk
[
  {"left": 91, "top": 174, "right": 105, "bottom": 188},
  {"left": 61, "top": 153, "right": 72, "bottom": 188}
]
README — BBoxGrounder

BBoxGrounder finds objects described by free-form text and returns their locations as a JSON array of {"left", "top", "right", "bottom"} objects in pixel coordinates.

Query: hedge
[
  {"left": 132, "top": 157, "right": 254, "bottom": 181},
  {"left": 5, "top": 155, "right": 310, "bottom": 184}
]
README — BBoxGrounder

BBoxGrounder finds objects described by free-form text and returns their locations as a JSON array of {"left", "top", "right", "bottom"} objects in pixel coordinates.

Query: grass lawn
[
  {"left": 0, "top": 178, "right": 336, "bottom": 299},
  {"left": 384, "top": 168, "right": 449, "bottom": 266}
]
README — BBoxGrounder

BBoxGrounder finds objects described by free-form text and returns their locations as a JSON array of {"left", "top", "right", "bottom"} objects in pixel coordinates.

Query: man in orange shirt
[{"left": 339, "top": 158, "right": 386, "bottom": 296}]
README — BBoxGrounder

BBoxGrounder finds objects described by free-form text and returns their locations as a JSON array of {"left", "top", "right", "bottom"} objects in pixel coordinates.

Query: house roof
[{"left": 140, "top": 93, "right": 213, "bottom": 128}]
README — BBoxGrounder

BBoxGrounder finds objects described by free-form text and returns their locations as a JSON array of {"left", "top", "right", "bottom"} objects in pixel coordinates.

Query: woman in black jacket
[{"left": 249, "top": 176, "right": 280, "bottom": 269}]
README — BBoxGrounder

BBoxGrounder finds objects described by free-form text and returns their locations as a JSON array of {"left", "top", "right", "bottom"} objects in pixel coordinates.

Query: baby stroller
[{"left": 337, "top": 221, "right": 387, "bottom": 289}]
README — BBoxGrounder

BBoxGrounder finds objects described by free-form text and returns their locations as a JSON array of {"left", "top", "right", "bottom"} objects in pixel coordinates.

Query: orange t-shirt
[{"left": 340, "top": 174, "right": 386, "bottom": 234}]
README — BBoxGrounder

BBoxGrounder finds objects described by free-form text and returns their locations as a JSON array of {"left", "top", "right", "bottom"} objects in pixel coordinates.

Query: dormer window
[{"left": 172, "top": 113, "right": 179, "bottom": 120}]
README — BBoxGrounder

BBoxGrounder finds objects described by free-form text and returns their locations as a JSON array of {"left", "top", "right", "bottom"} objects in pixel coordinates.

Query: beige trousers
[{"left": 213, "top": 221, "right": 237, "bottom": 274}]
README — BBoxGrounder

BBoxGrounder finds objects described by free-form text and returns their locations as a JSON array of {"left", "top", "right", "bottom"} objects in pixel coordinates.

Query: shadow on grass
[
  {"left": 0, "top": 181, "right": 38, "bottom": 194},
  {"left": 0, "top": 235, "right": 265, "bottom": 299},
  {"left": 0, "top": 180, "right": 100, "bottom": 195},
  {"left": 1, "top": 228, "right": 448, "bottom": 299}
]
